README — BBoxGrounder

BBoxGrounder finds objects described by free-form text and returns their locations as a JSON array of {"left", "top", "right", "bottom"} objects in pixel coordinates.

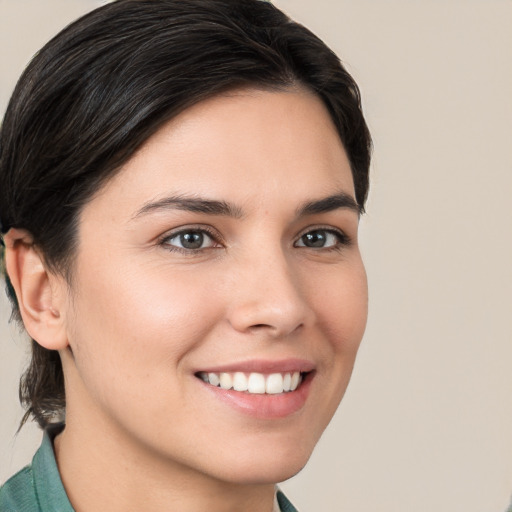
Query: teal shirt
[
  {"left": 0, "top": 426, "right": 73, "bottom": 512},
  {"left": 276, "top": 490, "right": 298, "bottom": 512},
  {"left": 0, "top": 426, "right": 298, "bottom": 512}
]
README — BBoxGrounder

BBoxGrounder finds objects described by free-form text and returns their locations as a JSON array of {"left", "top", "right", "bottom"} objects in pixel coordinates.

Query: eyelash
[
  {"left": 159, "top": 225, "right": 351, "bottom": 254},
  {"left": 159, "top": 225, "right": 222, "bottom": 254},
  {"left": 295, "top": 226, "right": 351, "bottom": 251}
]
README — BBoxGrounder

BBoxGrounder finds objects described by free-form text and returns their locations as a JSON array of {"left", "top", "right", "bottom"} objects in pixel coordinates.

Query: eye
[
  {"left": 295, "top": 229, "right": 348, "bottom": 249},
  {"left": 162, "top": 229, "right": 218, "bottom": 251}
]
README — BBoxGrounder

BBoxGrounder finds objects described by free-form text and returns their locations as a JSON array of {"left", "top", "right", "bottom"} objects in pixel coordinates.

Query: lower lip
[{"left": 197, "top": 372, "right": 314, "bottom": 419}]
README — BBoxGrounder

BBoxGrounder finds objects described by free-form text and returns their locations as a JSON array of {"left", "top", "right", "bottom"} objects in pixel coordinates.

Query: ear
[{"left": 4, "top": 228, "right": 69, "bottom": 350}]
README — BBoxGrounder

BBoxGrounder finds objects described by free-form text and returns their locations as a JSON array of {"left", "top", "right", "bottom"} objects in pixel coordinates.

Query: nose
[{"left": 226, "top": 250, "right": 313, "bottom": 338}]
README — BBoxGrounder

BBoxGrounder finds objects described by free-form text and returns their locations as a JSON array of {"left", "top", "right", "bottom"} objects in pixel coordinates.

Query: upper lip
[{"left": 194, "top": 358, "right": 315, "bottom": 375}]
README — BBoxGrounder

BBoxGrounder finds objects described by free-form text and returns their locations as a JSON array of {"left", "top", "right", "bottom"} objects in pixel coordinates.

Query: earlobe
[{"left": 4, "top": 228, "right": 68, "bottom": 350}]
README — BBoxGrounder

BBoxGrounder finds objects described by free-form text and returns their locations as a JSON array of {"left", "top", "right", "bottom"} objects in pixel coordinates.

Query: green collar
[
  {"left": 276, "top": 488, "right": 299, "bottom": 512},
  {"left": 33, "top": 424, "right": 74, "bottom": 511}
]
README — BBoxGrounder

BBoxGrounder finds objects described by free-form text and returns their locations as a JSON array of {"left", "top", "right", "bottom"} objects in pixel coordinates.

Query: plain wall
[{"left": 1, "top": 1, "right": 511, "bottom": 511}]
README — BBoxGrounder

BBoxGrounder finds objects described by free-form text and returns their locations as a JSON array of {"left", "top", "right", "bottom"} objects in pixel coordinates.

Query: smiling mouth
[{"left": 195, "top": 371, "right": 306, "bottom": 394}]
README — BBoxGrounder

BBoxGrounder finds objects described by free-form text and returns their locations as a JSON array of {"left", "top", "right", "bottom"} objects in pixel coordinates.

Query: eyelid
[
  {"left": 294, "top": 225, "right": 352, "bottom": 247},
  {"left": 158, "top": 224, "right": 224, "bottom": 250}
]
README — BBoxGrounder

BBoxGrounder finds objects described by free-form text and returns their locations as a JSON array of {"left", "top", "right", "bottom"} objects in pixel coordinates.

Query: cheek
[
  {"left": 295, "top": 259, "right": 367, "bottom": 443},
  {"left": 67, "top": 257, "right": 224, "bottom": 390},
  {"left": 312, "top": 260, "right": 368, "bottom": 355}
]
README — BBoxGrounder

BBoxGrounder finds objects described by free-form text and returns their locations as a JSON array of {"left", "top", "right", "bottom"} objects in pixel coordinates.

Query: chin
[
  {"left": 249, "top": 460, "right": 308, "bottom": 485},
  {"left": 209, "top": 441, "right": 314, "bottom": 485},
  {"left": 219, "top": 461, "right": 308, "bottom": 486}
]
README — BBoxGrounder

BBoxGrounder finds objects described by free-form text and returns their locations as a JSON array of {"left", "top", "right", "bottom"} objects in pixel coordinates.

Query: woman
[{"left": 0, "top": 0, "right": 371, "bottom": 510}]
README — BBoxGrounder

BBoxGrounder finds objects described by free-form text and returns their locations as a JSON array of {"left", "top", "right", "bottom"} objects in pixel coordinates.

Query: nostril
[
  {"left": 246, "top": 322, "right": 304, "bottom": 338},
  {"left": 227, "top": 293, "right": 310, "bottom": 336}
]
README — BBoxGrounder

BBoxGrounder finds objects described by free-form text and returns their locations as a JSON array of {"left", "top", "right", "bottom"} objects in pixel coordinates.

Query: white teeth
[
  {"left": 208, "top": 372, "right": 220, "bottom": 387},
  {"left": 233, "top": 372, "right": 248, "bottom": 391},
  {"left": 247, "top": 373, "right": 266, "bottom": 394},
  {"left": 266, "top": 373, "right": 284, "bottom": 394},
  {"left": 290, "top": 372, "right": 300, "bottom": 391},
  {"left": 219, "top": 372, "right": 232, "bottom": 390},
  {"left": 198, "top": 371, "right": 303, "bottom": 394},
  {"left": 283, "top": 373, "right": 292, "bottom": 392}
]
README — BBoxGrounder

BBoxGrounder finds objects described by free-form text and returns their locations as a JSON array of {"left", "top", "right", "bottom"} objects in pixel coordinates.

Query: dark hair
[{"left": 0, "top": 0, "right": 371, "bottom": 429}]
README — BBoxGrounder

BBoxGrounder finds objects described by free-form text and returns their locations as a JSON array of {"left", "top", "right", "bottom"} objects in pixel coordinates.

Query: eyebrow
[
  {"left": 132, "top": 191, "right": 361, "bottom": 220},
  {"left": 297, "top": 192, "right": 362, "bottom": 217},
  {"left": 133, "top": 195, "right": 244, "bottom": 219}
]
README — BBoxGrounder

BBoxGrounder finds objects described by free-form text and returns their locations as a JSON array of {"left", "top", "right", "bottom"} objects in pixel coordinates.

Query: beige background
[{"left": 1, "top": 1, "right": 511, "bottom": 511}]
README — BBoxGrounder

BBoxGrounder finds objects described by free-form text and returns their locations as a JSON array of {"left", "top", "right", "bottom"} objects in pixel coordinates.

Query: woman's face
[{"left": 60, "top": 88, "right": 368, "bottom": 484}]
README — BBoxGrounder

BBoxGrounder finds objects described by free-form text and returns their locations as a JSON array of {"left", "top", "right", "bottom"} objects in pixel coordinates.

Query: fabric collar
[{"left": 33, "top": 424, "right": 74, "bottom": 511}]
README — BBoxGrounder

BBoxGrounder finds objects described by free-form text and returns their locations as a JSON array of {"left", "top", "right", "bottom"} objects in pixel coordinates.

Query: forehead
[{"left": 83, "top": 88, "right": 355, "bottom": 222}]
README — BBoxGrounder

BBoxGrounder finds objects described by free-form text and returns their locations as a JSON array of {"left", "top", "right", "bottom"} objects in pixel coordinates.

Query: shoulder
[{"left": 0, "top": 464, "right": 39, "bottom": 512}]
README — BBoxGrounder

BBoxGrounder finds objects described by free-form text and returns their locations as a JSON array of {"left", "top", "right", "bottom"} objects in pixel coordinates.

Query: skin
[{"left": 6, "top": 87, "right": 368, "bottom": 512}]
